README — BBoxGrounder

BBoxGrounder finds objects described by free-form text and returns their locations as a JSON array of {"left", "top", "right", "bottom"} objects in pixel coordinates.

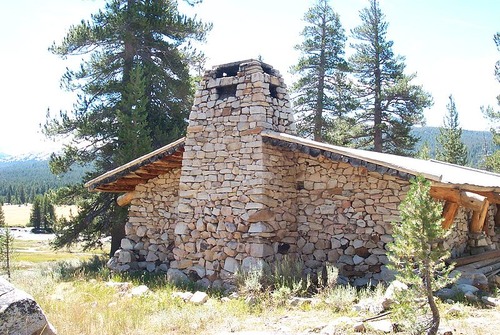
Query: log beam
[
  {"left": 117, "top": 191, "right": 136, "bottom": 207},
  {"left": 475, "top": 191, "right": 500, "bottom": 205},
  {"left": 430, "top": 187, "right": 485, "bottom": 211},
  {"left": 442, "top": 201, "right": 459, "bottom": 230},
  {"left": 470, "top": 198, "right": 490, "bottom": 233}
]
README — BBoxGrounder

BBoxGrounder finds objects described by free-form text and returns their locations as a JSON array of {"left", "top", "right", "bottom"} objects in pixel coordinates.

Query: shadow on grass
[{"left": 52, "top": 256, "right": 208, "bottom": 293}]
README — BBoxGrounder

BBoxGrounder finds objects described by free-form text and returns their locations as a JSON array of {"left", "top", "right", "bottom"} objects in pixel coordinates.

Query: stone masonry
[{"left": 108, "top": 59, "right": 500, "bottom": 285}]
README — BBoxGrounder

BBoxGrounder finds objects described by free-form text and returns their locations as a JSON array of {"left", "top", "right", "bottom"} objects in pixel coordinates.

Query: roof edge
[
  {"left": 84, "top": 137, "right": 185, "bottom": 191},
  {"left": 261, "top": 130, "right": 443, "bottom": 181}
]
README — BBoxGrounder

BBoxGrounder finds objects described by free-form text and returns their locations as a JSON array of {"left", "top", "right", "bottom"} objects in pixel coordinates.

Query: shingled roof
[{"left": 261, "top": 131, "right": 500, "bottom": 194}]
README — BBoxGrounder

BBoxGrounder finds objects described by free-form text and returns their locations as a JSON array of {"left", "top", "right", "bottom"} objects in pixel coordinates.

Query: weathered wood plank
[
  {"left": 442, "top": 201, "right": 459, "bottom": 230},
  {"left": 471, "top": 199, "right": 490, "bottom": 233},
  {"left": 448, "top": 249, "right": 500, "bottom": 266}
]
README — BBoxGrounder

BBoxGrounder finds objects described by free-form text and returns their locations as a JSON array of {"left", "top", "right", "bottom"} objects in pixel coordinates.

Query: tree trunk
[
  {"left": 314, "top": 17, "right": 327, "bottom": 143},
  {"left": 424, "top": 260, "right": 440, "bottom": 335},
  {"left": 373, "top": 0, "right": 383, "bottom": 152},
  {"left": 110, "top": 221, "right": 125, "bottom": 257}
]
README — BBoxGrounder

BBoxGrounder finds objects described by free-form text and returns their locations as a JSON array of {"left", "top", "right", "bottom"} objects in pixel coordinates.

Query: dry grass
[
  {"left": 2, "top": 204, "right": 78, "bottom": 227},
  {"left": 3, "top": 241, "right": 500, "bottom": 335}
]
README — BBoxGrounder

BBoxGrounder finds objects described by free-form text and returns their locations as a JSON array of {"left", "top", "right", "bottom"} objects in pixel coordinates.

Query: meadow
[
  {"left": 4, "top": 237, "right": 500, "bottom": 335},
  {"left": 3, "top": 204, "right": 77, "bottom": 227}
]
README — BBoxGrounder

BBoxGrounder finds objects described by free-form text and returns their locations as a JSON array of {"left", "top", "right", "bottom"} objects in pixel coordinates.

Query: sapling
[{"left": 388, "top": 176, "right": 455, "bottom": 335}]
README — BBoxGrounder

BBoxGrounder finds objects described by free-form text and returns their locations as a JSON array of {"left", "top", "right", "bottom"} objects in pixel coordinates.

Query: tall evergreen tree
[
  {"left": 43, "top": 0, "right": 211, "bottom": 254},
  {"left": 350, "top": 0, "right": 432, "bottom": 155},
  {"left": 291, "top": 0, "right": 357, "bottom": 144},
  {"left": 0, "top": 203, "right": 14, "bottom": 280},
  {"left": 436, "top": 95, "right": 468, "bottom": 165},
  {"left": 29, "top": 196, "right": 42, "bottom": 230},
  {"left": 416, "top": 140, "right": 432, "bottom": 160},
  {"left": 482, "top": 32, "right": 500, "bottom": 172}
]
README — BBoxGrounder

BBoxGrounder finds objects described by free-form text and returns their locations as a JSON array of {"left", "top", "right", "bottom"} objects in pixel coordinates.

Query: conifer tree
[
  {"left": 388, "top": 177, "right": 455, "bottom": 335},
  {"left": 29, "top": 196, "right": 42, "bottom": 230},
  {"left": 291, "top": 0, "right": 357, "bottom": 143},
  {"left": 436, "top": 95, "right": 468, "bottom": 166},
  {"left": 482, "top": 32, "right": 500, "bottom": 171},
  {"left": 416, "top": 140, "right": 432, "bottom": 160},
  {"left": 43, "top": 0, "right": 211, "bottom": 254},
  {"left": 0, "top": 204, "right": 14, "bottom": 280},
  {"left": 350, "top": 0, "right": 432, "bottom": 155}
]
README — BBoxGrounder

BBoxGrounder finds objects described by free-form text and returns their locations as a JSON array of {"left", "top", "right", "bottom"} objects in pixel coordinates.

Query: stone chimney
[{"left": 173, "top": 60, "right": 294, "bottom": 280}]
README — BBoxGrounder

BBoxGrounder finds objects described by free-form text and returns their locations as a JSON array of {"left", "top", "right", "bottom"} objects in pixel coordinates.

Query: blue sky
[{"left": 0, "top": 0, "right": 499, "bottom": 155}]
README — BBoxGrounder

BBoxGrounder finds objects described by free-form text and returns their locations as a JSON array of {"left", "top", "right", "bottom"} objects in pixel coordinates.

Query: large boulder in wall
[{"left": 0, "top": 277, "right": 57, "bottom": 335}]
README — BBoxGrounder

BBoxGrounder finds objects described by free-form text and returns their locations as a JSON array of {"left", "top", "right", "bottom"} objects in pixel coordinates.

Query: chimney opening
[
  {"left": 217, "top": 84, "right": 237, "bottom": 100},
  {"left": 215, "top": 64, "right": 239, "bottom": 78},
  {"left": 261, "top": 63, "right": 274, "bottom": 76}
]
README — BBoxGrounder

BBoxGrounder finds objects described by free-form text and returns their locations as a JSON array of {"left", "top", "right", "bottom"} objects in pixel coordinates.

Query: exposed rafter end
[{"left": 117, "top": 192, "right": 136, "bottom": 207}]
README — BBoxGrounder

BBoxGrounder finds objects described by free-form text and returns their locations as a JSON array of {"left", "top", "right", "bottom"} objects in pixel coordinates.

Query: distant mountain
[
  {"left": 0, "top": 151, "right": 51, "bottom": 163},
  {"left": 412, "top": 126, "right": 496, "bottom": 168}
]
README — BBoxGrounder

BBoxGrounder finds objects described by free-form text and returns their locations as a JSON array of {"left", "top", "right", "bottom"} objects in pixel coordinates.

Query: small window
[{"left": 269, "top": 84, "right": 278, "bottom": 99}]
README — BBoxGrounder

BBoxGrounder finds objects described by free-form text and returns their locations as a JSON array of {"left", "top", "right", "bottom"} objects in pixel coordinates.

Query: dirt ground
[{"left": 216, "top": 307, "right": 500, "bottom": 335}]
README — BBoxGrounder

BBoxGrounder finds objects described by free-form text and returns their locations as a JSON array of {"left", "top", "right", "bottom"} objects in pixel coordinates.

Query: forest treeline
[
  {"left": 0, "top": 159, "right": 86, "bottom": 204},
  {"left": 412, "top": 127, "right": 497, "bottom": 168}
]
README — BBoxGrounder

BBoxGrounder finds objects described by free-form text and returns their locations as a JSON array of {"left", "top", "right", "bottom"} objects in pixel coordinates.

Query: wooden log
[
  {"left": 442, "top": 201, "right": 459, "bottom": 230},
  {"left": 475, "top": 261, "right": 500, "bottom": 275},
  {"left": 475, "top": 191, "right": 500, "bottom": 205},
  {"left": 448, "top": 249, "right": 500, "bottom": 266},
  {"left": 470, "top": 199, "right": 490, "bottom": 233},
  {"left": 430, "top": 187, "right": 485, "bottom": 211},
  {"left": 117, "top": 191, "right": 136, "bottom": 207},
  {"left": 455, "top": 257, "right": 500, "bottom": 270}
]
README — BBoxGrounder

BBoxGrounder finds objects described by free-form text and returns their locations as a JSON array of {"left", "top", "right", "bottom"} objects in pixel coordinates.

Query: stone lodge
[{"left": 85, "top": 59, "right": 500, "bottom": 286}]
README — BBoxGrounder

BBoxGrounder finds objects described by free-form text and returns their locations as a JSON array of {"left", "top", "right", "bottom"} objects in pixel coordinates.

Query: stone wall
[{"left": 110, "top": 168, "right": 181, "bottom": 272}]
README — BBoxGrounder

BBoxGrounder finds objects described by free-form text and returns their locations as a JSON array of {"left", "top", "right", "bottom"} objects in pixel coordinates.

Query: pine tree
[
  {"left": 41, "top": 196, "right": 56, "bottom": 231},
  {"left": 43, "top": 0, "right": 211, "bottom": 254},
  {"left": 387, "top": 177, "right": 455, "bottom": 335},
  {"left": 416, "top": 140, "right": 432, "bottom": 160},
  {"left": 482, "top": 32, "right": 500, "bottom": 172},
  {"left": 0, "top": 203, "right": 14, "bottom": 280},
  {"left": 291, "top": 0, "right": 358, "bottom": 144},
  {"left": 29, "top": 196, "right": 42, "bottom": 230},
  {"left": 436, "top": 95, "right": 468, "bottom": 166},
  {"left": 350, "top": 0, "right": 432, "bottom": 155}
]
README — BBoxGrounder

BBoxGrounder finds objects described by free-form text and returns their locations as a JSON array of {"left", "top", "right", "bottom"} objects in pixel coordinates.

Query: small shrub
[{"left": 323, "top": 284, "right": 358, "bottom": 313}]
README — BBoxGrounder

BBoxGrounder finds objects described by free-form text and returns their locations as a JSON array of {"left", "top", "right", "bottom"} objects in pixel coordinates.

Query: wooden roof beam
[
  {"left": 430, "top": 186, "right": 486, "bottom": 211},
  {"left": 117, "top": 191, "right": 136, "bottom": 207}
]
